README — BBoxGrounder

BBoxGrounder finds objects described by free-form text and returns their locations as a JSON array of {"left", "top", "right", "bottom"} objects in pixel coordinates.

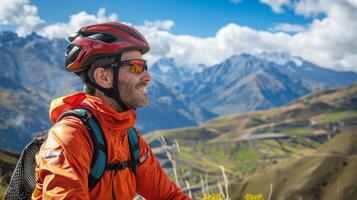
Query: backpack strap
[
  {"left": 128, "top": 127, "right": 140, "bottom": 173},
  {"left": 58, "top": 109, "right": 149, "bottom": 192},
  {"left": 57, "top": 108, "right": 107, "bottom": 191},
  {"left": 105, "top": 128, "right": 140, "bottom": 200},
  {"left": 104, "top": 127, "right": 141, "bottom": 172}
]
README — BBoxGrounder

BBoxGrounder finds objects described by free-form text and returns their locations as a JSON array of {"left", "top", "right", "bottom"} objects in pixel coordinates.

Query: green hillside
[
  {"left": 145, "top": 83, "right": 357, "bottom": 196},
  {"left": 230, "top": 132, "right": 357, "bottom": 200}
]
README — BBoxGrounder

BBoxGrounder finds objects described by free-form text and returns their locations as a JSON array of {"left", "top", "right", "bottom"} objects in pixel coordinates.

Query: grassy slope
[
  {"left": 145, "top": 83, "right": 357, "bottom": 190},
  {"left": 230, "top": 132, "right": 357, "bottom": 200}
]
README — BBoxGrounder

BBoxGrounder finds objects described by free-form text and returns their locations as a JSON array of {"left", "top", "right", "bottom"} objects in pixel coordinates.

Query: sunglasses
[{"left": 111, "top": 59, "right": 148, "bottom": 73}]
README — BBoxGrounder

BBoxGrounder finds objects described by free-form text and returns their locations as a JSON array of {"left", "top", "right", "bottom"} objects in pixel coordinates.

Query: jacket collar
[{"left": 49, "top": 92, "right": 136, "bottom": 134}]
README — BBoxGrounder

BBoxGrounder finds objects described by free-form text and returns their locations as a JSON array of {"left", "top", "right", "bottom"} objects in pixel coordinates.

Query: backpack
[{"left": 4, "top": 108, "right": 143, "bottom": 200}]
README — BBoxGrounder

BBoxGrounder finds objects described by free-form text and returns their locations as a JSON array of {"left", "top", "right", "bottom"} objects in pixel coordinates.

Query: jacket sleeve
[
  {"left": 135, "top": 134, "right": 190, "bottom": 200},
  {"left": 32, "top": 119, "right": 93, "bottom": 200}
]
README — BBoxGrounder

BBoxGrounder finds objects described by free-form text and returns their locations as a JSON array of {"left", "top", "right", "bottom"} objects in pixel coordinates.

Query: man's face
[{"left": 118, "top": 50, "right": 151, "bottom": 109}]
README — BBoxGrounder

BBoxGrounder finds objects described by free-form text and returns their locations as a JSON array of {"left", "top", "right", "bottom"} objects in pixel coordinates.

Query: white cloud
[
  {"left": 271, "top": 23, "right": 307, "bottom": 33},
  {"left": 287, "top": 0, "right": 357, "bottom": 71},
  {"left": 0, "top": 0, "right": 44, "bottom": 36},
  {"left": 0, "top": 1, "right": 119, "bottom": 38},
  {"left": 37, "top": 8, "right": 118, "bottom": 39},
  {"left": 1, "top": 0, "right": 356, "bottom": 72},
  {"left": 140, "top": 0, "right": 357, "bottom": 72},
  {"left": 143, "top": 20, "right": 174, "bottom": 31},
  {"left": 139, "top": 23, "right": 292, "bottom": 69},
  {"left": 259, "top": 0, "right": 291, "bottom": 13}
]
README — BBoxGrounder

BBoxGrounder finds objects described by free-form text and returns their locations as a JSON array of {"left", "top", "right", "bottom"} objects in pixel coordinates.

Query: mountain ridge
[{"left": 183, "top": 53, "right": 357, "bottom": 115}]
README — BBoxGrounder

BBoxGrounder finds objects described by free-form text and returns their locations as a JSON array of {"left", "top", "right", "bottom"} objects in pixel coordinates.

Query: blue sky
[
  {"left": 1, "top": 0, "right": 356, "bottom": 72},
  {"left": 30, "top": 0, "right": 311, "bottom": 37}
]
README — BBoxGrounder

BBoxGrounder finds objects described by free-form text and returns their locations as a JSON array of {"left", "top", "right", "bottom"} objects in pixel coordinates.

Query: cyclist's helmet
[{"left": 65, "top": 22, "right": 150, "bottom": 72}]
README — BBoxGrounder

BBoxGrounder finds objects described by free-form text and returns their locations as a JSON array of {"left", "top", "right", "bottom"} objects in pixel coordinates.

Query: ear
[{"left": 93, "top": 67, "right": 112, "bottom": 88}]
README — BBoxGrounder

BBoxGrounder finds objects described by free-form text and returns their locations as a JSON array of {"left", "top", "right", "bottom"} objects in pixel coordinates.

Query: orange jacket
[{"left": 33, "top": 92, "right": 190, "bottom": 200}]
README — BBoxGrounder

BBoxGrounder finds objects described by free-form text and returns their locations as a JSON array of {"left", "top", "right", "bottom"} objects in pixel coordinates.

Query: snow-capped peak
[{"left": 258, "top": 51, "right": 303, "bottom": 66}]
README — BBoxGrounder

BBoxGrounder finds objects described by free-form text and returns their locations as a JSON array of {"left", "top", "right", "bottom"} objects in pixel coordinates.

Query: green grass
[
  {"left": 207, "top": 149, "right": 228, "bottom": 160},
  {"left": 0, "top": 151, "right": 19, "bottom": 165},
  {"left": 178, "top": 146, "right": 239, "bottom": 176},
  {"left": 234, "top": 149, "right": 261, "bottom": 161},
  {"left": 0, "top": 185, "right": 5, "bottom": 199},
  {"left": 282, "top": 143, "right": 300, "bottom": 154},
  {"left": 323, "top": 111, "right": 357, "bottom": 123},
  {"left": 231, "top": 149, "right": 262, "bottom": 175},
  {"left": 179, "top": 147, "right": 220, "bottom": 170},
  {"left": 285, "top": 128, "right": 311, "bottom": 135},
  {"left": 237, "top": 161, "right": 259, "bottom": 174}
]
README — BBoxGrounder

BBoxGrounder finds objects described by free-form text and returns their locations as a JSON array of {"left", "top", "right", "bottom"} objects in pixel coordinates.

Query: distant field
[{"left": 323, "top": 111, "right": 357, "bottom": 123}]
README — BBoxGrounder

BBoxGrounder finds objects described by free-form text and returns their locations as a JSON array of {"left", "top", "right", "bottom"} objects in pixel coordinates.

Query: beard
[{"left": 119, "top": 83, "right": 149, "bottom": 109}]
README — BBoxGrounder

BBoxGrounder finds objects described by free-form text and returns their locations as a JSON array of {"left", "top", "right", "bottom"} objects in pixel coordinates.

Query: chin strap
[
  {"left": 110, "top": 65, "right": 129, "bottom": 111},
  {"left": 84, "top": 54, "right": 129, "bottom": 111}
]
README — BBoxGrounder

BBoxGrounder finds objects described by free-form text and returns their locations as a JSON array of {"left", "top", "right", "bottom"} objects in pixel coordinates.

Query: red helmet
[{"left": 65, "top": 22, "right": 150, "bottom": 72}]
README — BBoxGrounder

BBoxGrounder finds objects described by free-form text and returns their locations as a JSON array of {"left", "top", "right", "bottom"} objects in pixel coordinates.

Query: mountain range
[
  {"left": 150, "top": 51, "right": 357, "bottom": 115},
  {"left": 183, "top": 53, "right": 357, "bottom": 115},
  {"left": 1, "top": 31, "right": 357, "bottom": 151}
]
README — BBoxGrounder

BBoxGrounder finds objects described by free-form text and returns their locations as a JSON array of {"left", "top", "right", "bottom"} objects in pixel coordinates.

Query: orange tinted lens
[{"left": 130, "top": 60, "right": 145, "bottom": 73}]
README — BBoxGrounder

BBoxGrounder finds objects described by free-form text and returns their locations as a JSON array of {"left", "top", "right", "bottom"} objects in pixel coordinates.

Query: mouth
[{"left": 136, "top": 86, "right": 148, "bottom": 94}]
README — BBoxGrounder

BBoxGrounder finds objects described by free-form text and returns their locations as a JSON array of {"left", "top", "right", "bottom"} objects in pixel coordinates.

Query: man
[{"left": 33, "top": 22, "right": 190, "bottom": 199}]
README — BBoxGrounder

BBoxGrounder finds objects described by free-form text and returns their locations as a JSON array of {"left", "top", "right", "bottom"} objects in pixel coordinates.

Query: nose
[{"left": 141, "top": 70, "right": 152, "bottom": 84}]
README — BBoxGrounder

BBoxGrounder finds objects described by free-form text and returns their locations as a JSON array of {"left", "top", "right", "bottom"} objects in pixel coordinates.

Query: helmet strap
[
  {"left": 111, "top": 66, "right": 129, "bottom": 111},
  {"left": 84, "top": 54, "right": 129, "bottom": 111}
]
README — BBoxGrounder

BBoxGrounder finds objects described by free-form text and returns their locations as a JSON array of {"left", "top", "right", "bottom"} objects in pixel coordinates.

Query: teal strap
[
  {"left": 58, "top": 109, "right": 143, "bottom": 190},
  {"left": 128, "top": 128, "right": 140, "bottom": 173},
  {"left": 87, "top": 114, "right": 107, "bottom": 179},
  {"left": 58, "top": 109, "right": 107, "bottom": 191}
]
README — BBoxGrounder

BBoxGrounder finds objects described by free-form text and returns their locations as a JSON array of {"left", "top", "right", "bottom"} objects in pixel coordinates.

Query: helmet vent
[
  {"left": 78, "top": 50, "right": 87, "bottom": 63},
  {"left": 87, "top": 33, "right": 118, "bottom": 43},
  {"left": 109, "top": 24, "right": 145, "bottom": 42},
  {"left": 65, "top": 45, "right": 81, "bottom": 66}
]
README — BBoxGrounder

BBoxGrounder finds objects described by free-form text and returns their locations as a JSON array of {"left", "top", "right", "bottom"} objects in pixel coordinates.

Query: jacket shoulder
[{"left": 44, "top": 116, "right": 93, "bottom": 154}]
